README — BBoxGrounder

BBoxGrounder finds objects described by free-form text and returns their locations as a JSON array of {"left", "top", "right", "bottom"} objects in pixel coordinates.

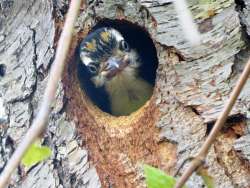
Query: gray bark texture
[
  {"left": 0, "top": 0, "right": 101, "bottom": 188},
  {"left": 1, "top": 0, "right": 250, "bottom": 187}
]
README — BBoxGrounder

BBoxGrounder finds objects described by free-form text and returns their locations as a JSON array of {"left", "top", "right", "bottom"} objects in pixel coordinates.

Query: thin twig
[
  {"left": 173, "top": 0, "right": 201, "bottom": 46},
  {"left": 174, "top": 157, "right": 195, "bottom": 177},
  {"left": 0, "top": 1, "right": 82, "bottom": 187},
  {"left": 175, "top": 58, "right": 250, "bottom": 188}
]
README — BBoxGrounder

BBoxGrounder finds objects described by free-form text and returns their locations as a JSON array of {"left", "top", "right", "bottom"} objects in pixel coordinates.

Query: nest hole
[{"left": 77, "top": 19, "right": 159, "bottom": 117}]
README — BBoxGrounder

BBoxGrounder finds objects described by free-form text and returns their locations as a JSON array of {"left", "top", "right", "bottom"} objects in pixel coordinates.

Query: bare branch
[
  {"left": 0, "top": 1, "right": 82, "bottom": 187},
  {"left": 175, "top": 58, "right": 250, "bottom": 188},
  {"left": 173, "top": 0, "right": 201, "bottom": 45}
]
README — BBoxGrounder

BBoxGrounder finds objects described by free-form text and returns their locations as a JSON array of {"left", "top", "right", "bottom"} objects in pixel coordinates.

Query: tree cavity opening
[{"left": 77, "top": 19, "right": 159, "bottom": 116}]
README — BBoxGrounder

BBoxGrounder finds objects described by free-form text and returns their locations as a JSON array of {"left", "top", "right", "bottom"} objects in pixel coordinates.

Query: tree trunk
[{"left": 1, "top": 0, "right": 250, "bottom": 188}]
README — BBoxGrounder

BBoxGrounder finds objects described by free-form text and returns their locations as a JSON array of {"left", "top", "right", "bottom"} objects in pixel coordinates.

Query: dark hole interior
[
  {"left": 77, "top": 19, "right": 159, "bottom": 116},
  {"left": 206, "top": 114, "right": 246, "bottom": 136},
  {"left": 0, "top": 64, "right": 6, "bottom": 77}
]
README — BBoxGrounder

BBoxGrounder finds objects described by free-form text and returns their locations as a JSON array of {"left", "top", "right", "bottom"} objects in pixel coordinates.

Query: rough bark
[
  {"left": 0, "top": 0, "right": 100, "bottom": 187},
  {"left": 1, "top": 0, "right": 250, "bottom": 188}
]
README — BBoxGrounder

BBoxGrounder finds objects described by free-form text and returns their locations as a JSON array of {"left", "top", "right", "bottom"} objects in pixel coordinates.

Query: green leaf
[
  {"left": 198, "top": 169, "right": 215, "bottom": 188},
  {"left": 143, "top": 164, "right": 186, "bottom": 188},
  {"left": 21, "top": 141, "right": 52, "bottom": 168}
]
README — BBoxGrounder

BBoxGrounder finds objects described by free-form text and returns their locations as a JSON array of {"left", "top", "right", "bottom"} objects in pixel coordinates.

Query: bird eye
[
  {"left": 119, "top": 40, "right": 130, "bottom": 52},
  {"left": 87, "top": 62, "right": 98, "bottom": 74}
]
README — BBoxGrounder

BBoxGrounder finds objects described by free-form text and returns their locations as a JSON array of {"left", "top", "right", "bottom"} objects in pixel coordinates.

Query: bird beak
[
  {"left": 106, "top": 58, "right": 120, "bottom": 69},
  {"left": 101, "top": 55, "right": 129, "bottom": 78}
]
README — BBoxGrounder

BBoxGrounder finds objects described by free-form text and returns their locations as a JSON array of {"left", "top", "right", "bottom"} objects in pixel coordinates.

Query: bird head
[{"left": 80, "top": 27, "right": 140, "bottom": 87}]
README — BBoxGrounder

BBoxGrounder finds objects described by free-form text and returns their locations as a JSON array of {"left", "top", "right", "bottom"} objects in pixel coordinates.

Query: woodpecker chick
[{"left": 80, "top": 27, "right": 153, "bottom": 116}]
